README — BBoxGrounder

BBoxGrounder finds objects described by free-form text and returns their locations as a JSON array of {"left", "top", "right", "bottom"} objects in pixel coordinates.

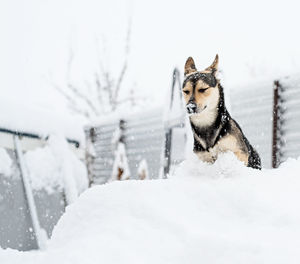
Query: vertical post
[
  {"left": 163, "top": 129, "right": 172, "bottom": 177},
  {"left": 272, "top": 80, "right": 280, "bottom": 168},
  {"left": 163, "top": 68, "right": 185, "bottom": 177},
  {"left": 86, "top": 127, "right": 96, "bottom": 186},
  {"left": 14, "top": 135, "right": 47, "bottom": 249},
  {"left": 119, "top": 119, "right": 126, "bottom": 143}
]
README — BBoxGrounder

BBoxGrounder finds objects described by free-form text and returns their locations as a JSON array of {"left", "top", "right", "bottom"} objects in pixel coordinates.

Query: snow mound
[
  {"left": 2, "top": 153, "right": 300, "bottom": 264},
  {"left": 24, "top": 135, "right": 88, "bottom": 197}
]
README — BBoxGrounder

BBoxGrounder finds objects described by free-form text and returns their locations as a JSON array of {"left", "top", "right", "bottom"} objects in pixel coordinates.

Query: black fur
[{"left": 183, "top": 72, "right": 217, "bottom": 88}]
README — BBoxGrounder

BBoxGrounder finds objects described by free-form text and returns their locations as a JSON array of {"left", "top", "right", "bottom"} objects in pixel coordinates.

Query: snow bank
[
  {"left": 24, "top": 135, "right": 88, "bottom": 198},
  {"left": 0, "top": 97, "right": 85, "bottom": 144},
  {"left": 1, "top": 153, "right": 300, "bottom": 264}
]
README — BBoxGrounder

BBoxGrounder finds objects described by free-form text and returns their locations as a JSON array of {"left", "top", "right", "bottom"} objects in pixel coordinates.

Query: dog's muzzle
[{"left": 186, "top": 103, "right": 197, "bottom": 114}]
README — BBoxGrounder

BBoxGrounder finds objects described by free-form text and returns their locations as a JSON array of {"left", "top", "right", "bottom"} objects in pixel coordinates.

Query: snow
[
  {"left": 137, "top": 159, "right": 149, "bottom": 180},
  {"left": 0, "top": 147, "right": 12, "bottom": 176},
  {"left": 47, "top": 135, "right": 88, "bottom": 202},
  {"left": 2, "top": 152, "right": 300, "bottom": 263},
  {"left": 24, "top": 145, "right": 64, "bottom": 193},
  {"left": 0, "top": 97, "right": 85, "bottom": 144},
  {"left": 24, "top": 135, "right": 88, "bottom": 197}
]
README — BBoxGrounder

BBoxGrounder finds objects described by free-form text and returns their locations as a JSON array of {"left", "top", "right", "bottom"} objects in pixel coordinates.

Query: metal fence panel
[
  {"left": 90, "top": 122, "right": 119, "bottom": 184},
  {"left": 0, "top": 146, "right": 67, "bottom": 251},
  {"left": 0, "top": 150, "right": 38, "bottom": 251},
  {"left": 34, "top": 190, "right": 65, "bottom": 238},
  {"left": 230, "top": 84, "right": 273, "bottom": 168},
  {"left": 124, "top": 115, "right": 165, "bottom": 180},
  {"left": 278, "top": 76, "right": 300, "bottom": 162},
  {"left": 88, "top": 111, "right": 165, "bottom": 182}
]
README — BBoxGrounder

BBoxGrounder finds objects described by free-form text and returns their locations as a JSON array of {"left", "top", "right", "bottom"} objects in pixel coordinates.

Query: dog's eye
[
  {"left": 183, "top": 90, "right": 190, "bottom": 95},
  {"left": 198, "top": 88, "right": 208, "bottom": 93}
]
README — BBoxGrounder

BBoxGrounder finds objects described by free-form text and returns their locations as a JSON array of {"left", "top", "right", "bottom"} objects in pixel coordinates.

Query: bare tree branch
[
  {"left": 47, "top": 78, "right": 90, "bottom": 118},
  {"left": 112, "top": 63, "right": 127, "bottom": 111},
  {"left": 67, "top": 83, "right": 100, "bottom": 116},
  {"left": 94, "top": 72, "right": 105, "bottom": 112},
  {"left": 111, "top": 19, "right": 131, "bottom": 111},
  {"left": 50, "top": 19, "right": 138, "bottom": 120}
]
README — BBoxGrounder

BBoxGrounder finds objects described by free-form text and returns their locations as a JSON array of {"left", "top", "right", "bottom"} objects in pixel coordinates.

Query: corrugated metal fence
[
  {"left": 86, "top": 69, "right": 186, "bottom": 183},
  {"left": 89, "top": 110, "right": 166, "bottom": 184},
  {"left": 230, "top": 83, "right": 273, "bottom": 168},
  {"left": 231, "top": 75, "right": 300, "bottom": 168},
  {"left": 273, "top": 76, "right": 300, "bottom": 166}
]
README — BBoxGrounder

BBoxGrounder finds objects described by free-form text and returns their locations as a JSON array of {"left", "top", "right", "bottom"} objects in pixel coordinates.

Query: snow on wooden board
[
  {"left": 1, "top": 152, "right": 300, "bottom": 264},
  {"left": 0, "top": 97, "right": 85, "bottom": 144}
]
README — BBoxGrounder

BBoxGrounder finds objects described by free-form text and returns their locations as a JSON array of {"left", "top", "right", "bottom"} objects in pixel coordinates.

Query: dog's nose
[{"left": 187, "top": 103, "right": 197, "bottom": 114}]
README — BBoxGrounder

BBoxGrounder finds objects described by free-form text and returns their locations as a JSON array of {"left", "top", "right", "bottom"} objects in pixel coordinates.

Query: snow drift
[
  {"left": 1, "top": 153, "right": 300, "bottom": 264},
  {"left": 24, "top": 135, "right": 89, "bottom": 199}
]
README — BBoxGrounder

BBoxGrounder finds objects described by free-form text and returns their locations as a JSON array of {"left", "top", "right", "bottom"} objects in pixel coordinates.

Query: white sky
[{"left": 1, "top": 0, "right": 300, "bottom": 115}]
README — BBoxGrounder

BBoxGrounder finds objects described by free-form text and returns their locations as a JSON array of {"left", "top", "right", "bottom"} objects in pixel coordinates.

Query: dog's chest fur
[
  {"left": 194, "top": 133, "right": 247, "bottom": 164},
  {"left": 191, "top": 114, "right": 250, "bottom": 165}
]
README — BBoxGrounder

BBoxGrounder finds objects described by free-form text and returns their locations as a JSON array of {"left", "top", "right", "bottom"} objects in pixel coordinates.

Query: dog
[{"left": 182, "top": 55, "right": 261, "bottom": 169}]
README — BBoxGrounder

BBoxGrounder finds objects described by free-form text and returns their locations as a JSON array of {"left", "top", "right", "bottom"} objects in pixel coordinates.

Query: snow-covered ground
[{"left": 1, "top": 152, "right": 300, "bottom": 264}]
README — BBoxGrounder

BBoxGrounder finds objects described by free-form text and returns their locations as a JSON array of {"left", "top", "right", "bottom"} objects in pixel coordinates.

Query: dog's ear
[
  {"left": 205, "top": 54, "right": 219, "bottom": 74},
  {"left": 184, "top": 57, "right": 197, "bottom": 76}
]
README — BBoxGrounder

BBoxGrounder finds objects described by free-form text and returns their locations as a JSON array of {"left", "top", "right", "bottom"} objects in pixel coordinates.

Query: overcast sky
[{"left": 1, "top": 0, "right": 300, "bottom": 115}]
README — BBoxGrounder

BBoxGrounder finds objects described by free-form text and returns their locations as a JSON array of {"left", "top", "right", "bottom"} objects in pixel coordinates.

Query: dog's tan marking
[
  {"left": 216, "top": 134, "right": 249, "bottom": 165},
  {"left": 195, "top": 150, "right": 217, "bottom": 163},
  {"left": 184, "top": 57, "right": 197, "bottom": 75},
  {"left": 234, "top": 151, "right": 249, "bottom": 165},
  {"left": 182, "top": 81, "right": 193, "bottom": 101},
  {"left": 188, "top": 80, "right": 219, "bottom": 127},
  {"left": 195, "top": 134, "right": 249, "bottom": 166},
  {"left": 183, "top": 77, "right": 220, "bottom": 128}
]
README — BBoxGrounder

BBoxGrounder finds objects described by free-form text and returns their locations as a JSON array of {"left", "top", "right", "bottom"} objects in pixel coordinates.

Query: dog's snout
[{"left": 187, "top": 103, "right": 197, "bottom": 114}]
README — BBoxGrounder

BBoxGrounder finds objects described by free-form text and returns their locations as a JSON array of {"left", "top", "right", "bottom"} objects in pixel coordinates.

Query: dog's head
[{"left": 182, "top": 55, "right": 220, "bottom": 115}]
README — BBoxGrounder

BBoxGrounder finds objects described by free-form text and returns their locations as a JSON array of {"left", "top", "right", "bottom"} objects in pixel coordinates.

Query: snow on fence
[{"left": 0, "top": 127, "right": 88, "bottom": 251}]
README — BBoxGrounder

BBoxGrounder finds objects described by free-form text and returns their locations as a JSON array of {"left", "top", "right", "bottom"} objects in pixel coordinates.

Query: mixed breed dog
[{"left": 183, "top": 55, "right": 261, "bottom": 169}]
